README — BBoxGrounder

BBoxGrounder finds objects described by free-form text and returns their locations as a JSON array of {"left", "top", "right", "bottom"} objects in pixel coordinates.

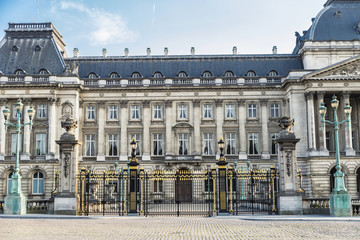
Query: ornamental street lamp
[
  {"left": 128, "top": 136, "right": 139, "bottom": 213},
  {"left": 216, "top": 137, "right": 228, "bottom": 213},
  {"left": 3, "top": 99, "right": 35, "bottom": 215},
  {"left": 319, "top": 95, "right": 352, "bottom": 217}
]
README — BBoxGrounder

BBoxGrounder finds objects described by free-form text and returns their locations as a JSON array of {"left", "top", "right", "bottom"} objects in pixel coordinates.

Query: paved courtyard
[{"left": 0, "top": 216, "right": 360, "bottom": 240}]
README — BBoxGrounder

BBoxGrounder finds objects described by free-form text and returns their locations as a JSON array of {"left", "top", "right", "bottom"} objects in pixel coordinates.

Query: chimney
[
  {"left": 191, "top": 47, "right": 195, "bottom": 56},
  {"left": 272, "top": 46, "right": 277, "bottom": 54},
  {"left": 232, "top": 46, "right": 237, "bottom": 55},
  {"left": 164, "top": 47, "right": 169, "bottom": 56},
  {"left": 73, "top": 48, "right": 79, "bottom": 57},
  {"left": 124, "top": 48, "right": 129, "bottom": 57},
  {"left": 102, "top": 48, "right": 107, "bottom": 57},
  {"left": 146, "top": 48, "right": 151, "bottom": 56}
]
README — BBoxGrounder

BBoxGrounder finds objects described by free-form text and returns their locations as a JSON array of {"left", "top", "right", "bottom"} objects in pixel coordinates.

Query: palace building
[{"left": 1, "top": 0, "right": 360, "bottom": 204}]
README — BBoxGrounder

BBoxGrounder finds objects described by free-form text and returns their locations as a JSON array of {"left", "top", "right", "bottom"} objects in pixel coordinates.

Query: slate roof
[
  {"left": 0, "top": 23, "right": 66, "bottom": 75},
  {"left": 68, "top": 55, "right": 303, "bottom": 79},
  {"left": 293, "top": 0, "right": 360, "bottom": 53}
]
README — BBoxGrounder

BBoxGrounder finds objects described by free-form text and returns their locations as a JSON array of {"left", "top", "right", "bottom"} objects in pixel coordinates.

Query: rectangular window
[
  {"left": 131, "top": 105, "right": 140, "bottom": 120},
  {"left": 270, "top": 104, "right": 280, "bottom": 118},
  {"left": 7, "top": 173, "right": 13, "bottom": 194},
  {"left": 32, "top": 172, "right": 44, "bottom": 194},
  {"left": 86, "top": 106, "right": 95, "bottom": 120},
  {"left": 248, "top": 133, "right": 259, "bottom": 155},
  {"left": 326, "top": 131, "right": 330, "bottom": 150},
  {"left": 226, "top": 133, "right": 236, "bottom": 155},
  {"left": 37, "top": 104, "right": 47, "bottom": 118},
  {"left": 178, "top": 133, "right": 189, "bottom": 155},
  {"left": 85, "top": 134, "right": 96, "bottom": 156},
  {"left": 203, "top": 133, "right": 214, "bottom": 155},
  {"left": 154, "top": 179, "right": 163, "bottom": 193},
  {"left": 271, "top": 133, "right": 279, "bottom": 155},
  {"left": 225, "top": 104, "right": 235, "bottom": 119},
  {"left": 153, "top": 105, "right": 162, "bottom": 120},
  {"left": 130, "top": 134, "right": 141, "bottom": 156},
  {"left": 178, "top": 104, "right": 188, "bottom": 119},
  {"left": 108, "top": 105, "right": 118, "bottom": 120},
  {"left": 203, "top": 104, "right": 213, "bottom": 119},
  {"left": 153, "top": 134, "right": 163, "bottom": 156},
  {"left": 36, "top": 133, "right": 47, "bottom": 155},
  {"left": 108, "top": 134, "right": 118, "bottom": 156},
  {"left": 248, "top": 104, "right": 257, "bottom": 118},
  {"left": 11, "top": 134, "right": 22, "bottom": 155}
]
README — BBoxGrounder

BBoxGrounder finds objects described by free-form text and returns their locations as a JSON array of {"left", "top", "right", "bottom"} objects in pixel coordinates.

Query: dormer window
[
  {"left": 14, "top": 69, "right": 25, "bottom": 75},
  {"left": 202, "top": 71, "right": 212, "bottom": 78},
  {"left": 268, "top": 71, "right": 278, "bottom": 77},
  {"left": 39, "top": 69, "right": 49, "bottom": 75},
  {"left": 12, "top": 46, "right": 19, "bottom": 52},
  {"left": 35, "top": 45, "right": 42, "bottom": 51},
  {"left": 153, "top": 72, "right": 163, "bottom": 78},
  {"left": 131, "top": 72, "right": 141, "bottom": 78},
  {"left": 178, "top": 71, "right": 188, "bottom": 78},
  {"left": 110, "top": 72, "right": 120, "bottom": 78},
  {"left": 246, "top": 71, "right": 256, "bottom": 77},
  {"left": 88, "top": 73, "right": 98, "bottom": 79},
  {"left": 224, "top": 71, "right": 234, "bottom": 77}
]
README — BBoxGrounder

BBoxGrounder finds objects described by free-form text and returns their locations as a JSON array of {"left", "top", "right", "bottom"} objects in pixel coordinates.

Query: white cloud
[{"left": 60, "top": 1, "right": 136, "bottom": 45}]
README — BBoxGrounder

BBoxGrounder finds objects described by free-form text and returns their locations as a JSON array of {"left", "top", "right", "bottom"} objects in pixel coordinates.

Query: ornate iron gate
[{"left": 77, "top": 167, "right": 279, "bottom": 216}]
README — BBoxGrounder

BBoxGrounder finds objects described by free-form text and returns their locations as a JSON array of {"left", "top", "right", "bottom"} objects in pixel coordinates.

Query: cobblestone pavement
[{"left": 1, "top": 216, "right": 360, "bottom": 240}]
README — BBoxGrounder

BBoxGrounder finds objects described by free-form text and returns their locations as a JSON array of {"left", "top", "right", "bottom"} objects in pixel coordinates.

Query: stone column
[
  {"left": 142, "top": 101, "right": 150, "bottom": 161},
  {"left": 317, "top": 92, "right": 329, "bottom": 156},
  {"left": 215, "top": 100, "right": 223, "bottom": 153},
  {"left": 260, "top": 99, "right": 270, "bottom": 159},
  {"left": 97, "top": 101, "right": 105, "bottom": 161},
  {"left": 193, "top": 100, "right": 201, "bottom": 157},
  {"left": 47, "top": 97, "right": 57, "bottom": 159},
  {"left": 21, "top": 98, "right": 31, "bottom": 160},
  {"left": 341, "top": 91, "right": 355, "bottom": 156},
  {"left": 55, "top": 117, "right": 80, "bottom": 215},
  {"left": 276, "top": 116, "right": 302, "bottom": 215},
  {"left": 238, "top": 100, "right": 247, "bottom": 160},
  {"left": 305, "top": 92, "right": 317, "bottom": 155},
  {"left": 0, "top": 99, "right": 7, "bottom": 160},
  {"left": 165, "top": 100, "right": 173, "bottom": 159},
  {"left": 120, "top": 101, "right": 128, "bottom": 161}
]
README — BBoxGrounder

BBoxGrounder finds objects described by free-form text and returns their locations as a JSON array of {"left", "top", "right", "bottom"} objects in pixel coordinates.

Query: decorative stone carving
[
  {"left": 331, "top": 63, "right": 360, "bottom": 76},
  {"left": 61, "top": 116, "right": 77, "bottom": 135},
  {"left": 61, "top": 101, "right": 74, "bottom": 118},
  {"left": 260, "top": 99, "right": 268, "bottom": 106},
  {"left": 48, "top": 97, "right": 57, "bottom": 105},
  {"left": 304, "top": 91, "right": 315, "bottom": 101},
  {"left": 215, "top": 99, "right": 223, "bottom": 107},
  {"left": 193, "top": 100, "right": 200, "bottom": 108},
  {"left": 64, "top": 61, "right": 79, "bottom": 76},
  {"left": 64, "top": 154, "right": 70, "bottom": 178},
  {"left": 286, "top": 151, "right": 292, "bottom": 177},
  {"left": 165, "top": 100, "right": 173, "bottom": 108},
  {"left": 143, "top": 100, "right": 150, "bottom": 108},
  {"left": 278, "top": 116, "right": 295, "bottom": 133},
  {"left": 97, "top": 101, "right": 105, "bottom": 108}
]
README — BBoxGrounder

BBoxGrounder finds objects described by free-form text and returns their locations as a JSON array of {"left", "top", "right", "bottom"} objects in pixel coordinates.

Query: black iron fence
[{"left": 77, "top": 167, "right": 279, "bottom": 216}]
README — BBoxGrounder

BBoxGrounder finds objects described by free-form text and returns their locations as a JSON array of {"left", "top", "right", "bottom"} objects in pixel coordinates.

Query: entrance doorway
[{"left": 175, "top": 168, "right": 192, "bottom": 202}]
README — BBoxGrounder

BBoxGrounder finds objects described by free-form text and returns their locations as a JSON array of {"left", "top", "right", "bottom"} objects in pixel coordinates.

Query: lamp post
[
  {"left": 216, "top": 137, "right": 228, "bottom": 213},
  {"left": 319, "top": 95, "right": 352, "bottom": 217},
  {"left": 3, "top": 99, "right": 35, "bottom": 215},
  {"left": 128, "top": 136, "right": 139, "bottom": 214}
]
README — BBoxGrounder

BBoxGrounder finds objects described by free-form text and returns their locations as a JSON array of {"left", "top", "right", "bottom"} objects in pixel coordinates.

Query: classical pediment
[{"left": 303, "top": 55, "right": 360, "bottom": 80}]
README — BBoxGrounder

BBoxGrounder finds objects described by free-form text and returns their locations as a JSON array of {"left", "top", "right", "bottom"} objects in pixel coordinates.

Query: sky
[{"left": 0, "top": 0, "right": 326, "bottom": 56}]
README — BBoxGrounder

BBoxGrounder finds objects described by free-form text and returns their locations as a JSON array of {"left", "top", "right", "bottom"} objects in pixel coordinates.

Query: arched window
[
  {"left": 88, "top": 73, "right": 98, "bottom": 79},
  {"left": 32, "top": 172, "right": 44, "bottom": 194},
  {"left": 178, "top": 71, "right": 188, "bottom": 78},
  {"left": 268, "top": 70, "right": 278, "bottom": 77},
  {"left": 224, "top": 71, "right": 234, "bottom": 77},
  {"left": 153, "top": 72, "right": 163, "bottom": 78},
  {"left": 7, "top": 172, "right": 13, "bottom": 194},
  {"left": 131, "top": 72, "right": 141, "bottom": 78},
  {"left": 14, "top": 69, "right": 25, "bottom": 75},
  {"left": 357, "top": 168, "right": 360, "bottom": 193},
  {"left": 110, "top": 72, "right": 119, "bottom": 78},
  {"left": 202, "top": 71, "right": 212, "bottom": 78},
  {"left": 12, "top": 46, "right": 19, "bottom": 52},
  {"left": 330, "top": 167, "right": 337, "bottom": 192},
  {"left": 246, "top": 71, "right": 256, "bottom": 77},
  {"left": 39, "top": 69, "right": 49, "bottom": 75}
]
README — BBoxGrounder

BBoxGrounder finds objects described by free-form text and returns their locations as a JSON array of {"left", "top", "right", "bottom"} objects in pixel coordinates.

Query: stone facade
[{"left": 1, "top": 0, "right": 360, "bottom": 203}]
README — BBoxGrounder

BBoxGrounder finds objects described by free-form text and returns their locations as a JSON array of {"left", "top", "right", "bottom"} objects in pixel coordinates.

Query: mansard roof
[
  {"left": 0, "top": 23, "right": 66, "bottom": 75},
  {"left": 293, "top": 0, "right": 360, "bottom": 53},
  {"left": 67, "top": 55, "right": 303, "bottom": 79}
]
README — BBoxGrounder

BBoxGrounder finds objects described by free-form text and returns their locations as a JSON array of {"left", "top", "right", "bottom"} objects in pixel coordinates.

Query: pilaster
[
  {"left": 237, "top": 100, "right": 247, "bottom": 159},
  {"left": 215, "top": 99, "right": 223, "bottom": 155},
  {"left": 142, "top": 100, "right": 151, "bottom": 161},
  {"left": 97, "top": 101, "right": 105, "bottom": 161},
  {"left": 341, "top": 91, "right": 355, "bottom": 156},
  {"left": 317, "top": 92, "right": 329, "bottom": 156},
  {"left": 260, "top": 99, "right": 270, "bottom": 159},
  {"left": 165, "top": 100, "right": 173, "bottom": 158},
  {"left": 21, "top": 98, "right": 31, "bottom": 160},
  {"left": 0, "top": 99, "right": 7, "bottom": 160},
  {"left": 48, "top": 97, "right": 57, "bottom": 159},
  {"left": 120, "top": 100, "right": 128, "bottom": 161},
  {"left": 193, "top": 100, "right": 201, "bottom": 156},
  {"left": 305, "top": 92, "right": 317, "bottom": 155}
]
